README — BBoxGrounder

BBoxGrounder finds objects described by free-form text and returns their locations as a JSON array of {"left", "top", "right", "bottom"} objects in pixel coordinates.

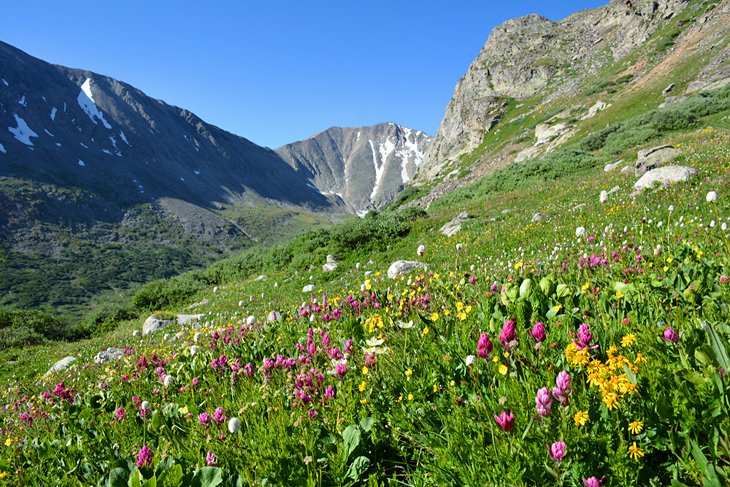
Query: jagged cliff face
[
  {"left": 419, "top": 0, "right": 690, "bottom": 179},
  {"left": 277, "top": 123, "right": 431, "bottom": 213}
]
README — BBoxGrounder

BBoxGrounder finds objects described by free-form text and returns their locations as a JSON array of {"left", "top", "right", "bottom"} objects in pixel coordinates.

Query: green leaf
[
  {"left": 703, "top": 322, "right": 730, "bottom": 371},
  {"left": 107, "top": 467, "right": 130, "bottom": 487},
  {"left": 556, "top": 284, "right": 570, "bottom": 299},
  {"left": 150, "top": 410, "right": 162, "bottom": 430},
  {"left": 345, "top": 456, "right": 370, "bottom": 480},
  {"left": 192, "top": 467, "right": 223, "bottom": 487},
  {"left": 157, "top": 464, "right": 183, "bottom": 487},
  {"left": 359, "top": 416, "right": 374, "bottom": 433},
  {"left": 128, "top": 469, "right": 143, "bottom": 487},
  {"left": 342, "top": 425, "right": 361, "bottom": 460},
  {"left": 691, "top": 440, "right": 722, "bottom": 487},
  {"left": 519, "top": 278, "right": 533, "bottom": 299}
]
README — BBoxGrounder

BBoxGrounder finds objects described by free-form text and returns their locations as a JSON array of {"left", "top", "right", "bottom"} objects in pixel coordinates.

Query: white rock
[
  {"left": 575, "top": 226, "right": 586, "bottom": 237},
  {"left": 633, "top": 166, "right": 698, "bottom": 191},
  {"left": 228, "top": 417, "right": 241, "bottom": 433},
  {"left": 417, "top": 244, "right": 426, "bottom": 256},
  {"left": 176, "top": 314, "right": 203, "bottom": 325},
  {"left": 44, "top": 356, "right": 76, "bottom": 376},
  {"left": 599, "top": 191, "right": 608, "bottom": 204},
  {"left": 142, "top": 315, "right": 173, "bottom": 336},
  {"left": 93, "top": 348, "right": 125, "bottom": 365},
  {"left": 706, "top": 190, "right": 718, "bottom": 202},
  {"left": 246, "top": 315, "right": 256, "bottom": 325},
  {"left": 387, "top": 260, "right": 427, "bottom": 279},
  {"left": 213, "top": 286, "right": 219, "bottom": 293},
  {"left": 604, "top": 160, "right": 623, "bottom": 172},
  {"left": 303, "top": 284, "right": 315, "bottom": 293}
]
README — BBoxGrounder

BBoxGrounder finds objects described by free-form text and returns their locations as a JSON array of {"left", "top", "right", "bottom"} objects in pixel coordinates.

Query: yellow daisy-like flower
[
  {"left": 456, "top": 302, "right": 464, "bottom": 311},
  {"left": 628, "top": 420, "right": 644, "bottom": 435},
  {"left": 360, "top": 399, "right": 367, "bottom": 405},
  {"left": 628, "top": 441, "right": 645, "bottom": 461},
  {"left": 498, "top": 364, "right": 508, "bottom": 375},
  {"left": 405, "top": 369, "right": 413, "bottom": 380},
  {"left": 358, "top": 381, "right": 367, "bottom": 392},
  {"left": 457, "top": 311, "right": 467, "bottom": 321},
  {"left": 433, "top": 384, "right": 438, "bottom": 393},
  {"left": 4, "top": 437, "right": 11, "bottom": 447},
  {"left": 603, "top": 391, "right": 620, "bottom": 410},
  {"left": 621, "top": 334, "right": 636, "bottom": 347},
  {"left": 430, "top": 312, "right": 439, "bottom": 321},
  {"left": 574, "top": 410, "right": 589, "bottom": 427},
  {"left": 422, "top": 327, "right": 430, "bottom": 337},
  {"left": 362, "top": 366, "right": 369, "bottom": 375},
  {"left": 407, "top": 393, "right": 414, "bottom": 401}
]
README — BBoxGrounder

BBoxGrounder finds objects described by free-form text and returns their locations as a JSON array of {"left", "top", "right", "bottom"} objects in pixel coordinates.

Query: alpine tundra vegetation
[{"left": 2, "top": 0, "right": 730, "bottom": 485}]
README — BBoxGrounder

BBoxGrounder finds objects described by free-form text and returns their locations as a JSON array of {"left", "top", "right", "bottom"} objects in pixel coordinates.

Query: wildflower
[
  {"left": 430, "top": 312, "right": 439, "bottom": 321},
  {"left": 574, "top": 323, "right": 599, "bottom": 350},
  {"left": 308, "top": 409, "right": 317, "bottom": 419},
  {"left": 213, "top": 407, "right": 226, "bottom": 424},
  {"left": 721, "top": 275, "right": 729, "bottom": 284},
  {"left": 662, "top": 327, "right": 679, "bottom": 343},
  {"left": 114, "top": 407, "right": 126, "bottom": 422},
  {"left": 477, "top": 333, "right": 493, "bottom": 358},
  {"left": 358, "top": 381, "right": 366, "bottom": 392},
  {"left": 549, "top": 441, "right": 566, "bottom": 461},
  {"left": 206, "top": 451, "right": 218, "bottom": 466},
  {"left": 465, "top": 355, "right": 476, "bottom": 366},
  {"left": 628, "top": 420, "right": 644, "bottom": 435},
  {"left": 362, "top": 366, "right": 369, "bottom": 375},
  {"left": 4, "top": 437, "right": 12, "bottom": 447},
  {"left": 324, "top": 385, "right": 336, "bottom": 400},
  {"left": 163, "top": 375, "right": 173, "bottom": 388},
  {"left": 535, "top": 387, "right": 552, "bottom": 417},
  {"left": 621, "top": 334, "right": 636, "bottom": 347},
  {"left": 421, "top": 327, "right": 430, "bottom": 337},
  {"left": 574, "top": 410, "right": 589, "bottom": 427},
  {"left": 628, "top": 441, "right": 645, "bottom": 461},
  {"left": 494, "top": 410, "right": 514, "bottom": 432},
  {"left": 576, "top": 226, "right": 586, "bottom": 237},
  {"left": 136, "top": 445, "right": 153, "bottom": 468},
  {"left": 530, "top": 322, "right": 546, "bottom": 342},
  {"left": 582, "top": 477, "right": 604, "bottom": 487},
  {"left": 499, "top": 319, "right": 516, "bottom": 349},
  {"left": 407, "top": 393, "right": 414, "bottom": 401},
  {"left": 498, "top": 364, "right": 508, "bottom": 375},
  {"left": 603, "top": 392, "right": 620, "bottom": 410},
  {"left": 198, "top": 412, "right": 211, "bottom": 426},
  {"left": 398, "top": 320, "right": 414, "bottom": 329},
  {"left": 228, "top": 417, "right": 240, "bottom": 433},
  {"left": 405, "top": 369, "right": 413, "bottom": 380}
]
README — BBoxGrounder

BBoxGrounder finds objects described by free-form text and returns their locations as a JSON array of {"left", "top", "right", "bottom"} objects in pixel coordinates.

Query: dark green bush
[
  {"left": 79, "top": 302, "right": 137, "bottom": 337},
  {"left": 0, "top": 307, "right": 74, "bottom": 348}
]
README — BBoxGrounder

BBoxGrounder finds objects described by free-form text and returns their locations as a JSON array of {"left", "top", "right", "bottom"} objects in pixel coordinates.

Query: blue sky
[{"left": 3, "top": 1, "right": 607, "bottom": 148}]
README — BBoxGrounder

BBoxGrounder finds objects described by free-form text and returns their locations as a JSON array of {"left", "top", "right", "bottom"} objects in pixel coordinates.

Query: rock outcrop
[
  {"left": 635, "top": 145, "right": 680, "bottom": 176},
  {"left": 418, "top": 0, "right": 690, "bottom": 179},
  {"left": 387, "top": 260, "right": 427, "bottom": 279},
  {"left": 634, "top": 165, "right": 697, "bottom": 191}
]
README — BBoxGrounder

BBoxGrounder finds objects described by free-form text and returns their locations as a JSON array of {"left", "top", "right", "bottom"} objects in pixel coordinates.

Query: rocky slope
[
  {"left": 418, "top": 0, "right": 692, "bottom": 179},
  {"left": 277, "top": 123, "right": 431, "bottom": 213}
]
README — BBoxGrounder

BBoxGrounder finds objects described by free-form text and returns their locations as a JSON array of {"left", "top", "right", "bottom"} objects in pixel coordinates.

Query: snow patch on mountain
[
  {"left": 0, "top": 143, "right": 6, "bottom": 153},
  {"left": 78, "top": 78, "right": 112, "bottom": 129},
  {"left": 8, "top": 114, "right": 38, "bottom": 146},
  {"left": 50, "top": 106, "right": 57, "bottom": 121}
]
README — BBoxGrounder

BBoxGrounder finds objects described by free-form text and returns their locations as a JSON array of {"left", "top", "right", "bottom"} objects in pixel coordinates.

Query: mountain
[
  {"left": 276, "top": 123, "right": 431, "bottom": 214},
  {"left": 0, "top": 41, "right": 426, "bottom": 313},
  {"left": 418, "top": 0, "right": 708, "bottom": 180}
]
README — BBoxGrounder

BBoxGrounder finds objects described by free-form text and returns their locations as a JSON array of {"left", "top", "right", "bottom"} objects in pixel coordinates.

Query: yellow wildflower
[
  {"left": 457, "top": 311, "right": 467, "bottom": 321},
  {"left": 407, "top": 393, "right": 414, "bottom": 401},
  {"left": 498, "top": 364, "right": 508, "bottom": 375},
  {"left": 362, "top": 366, "right": 369, "bottom": 375},
  {"left": 628, "top": 420, "right": 644, "bottom": 435},
  {"left": 430, "top": 312, "right": 439, "bottom": 321},
  {"left": 628, "top": 442, "right": 645, "bottom": 461},
  {"left": 603, "top": 392, "right": 620, "bottom": 410},
  {"left": 574, "top": 410, "right": 589, "bottom": 427},
  {"left": 358, "top": 381, "right": 366, "bottom": 392},
  {"left": 4, "top": 437, "right": 11, "bottom": 447},
  {"left": 621, "top": 334, "right": 636, "bottom": 348},
  {"left": 360, "top": 399, "right": 367, "bottom": 405},
  {"left": 422, "top": 327, "right": 429, "bottom": 337},
  {"left": 456, "top": 302, "right": 464, "bottom": 311}
]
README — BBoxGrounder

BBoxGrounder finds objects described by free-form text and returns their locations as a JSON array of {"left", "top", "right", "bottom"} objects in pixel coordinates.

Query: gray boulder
[
  {"left": 176, "top": 314, "right": 203, "bottom": 325},
  {"left": 604, "top": 161, "right": 622, "bottom": 172},
  {"left": 440, "top": 212, "right": 469, "bottom": 237},
  {"left": 635, "top": 145, "right": 680, "bottom": 176},
  {"left": 44, "top": 356, "right": 76, "bottom": 376},
  {"left": 94, "top": 348, "right": 125, "bottom": 365},
  {"left": 634, "top": 165, "right": 697, "bottom": 191},
  {"left": 303, "top": 284, "right": 315, "bottom": 293},
  {"left": 323, "top": 254, "right": 338, "bottom": 272},
  {"left": 658, "top": 96, "right": 687, "bottom": 109},
  {"left": 607, "top": 185, "right": 621, "bottom": 196},
  {"left": 142, "top": 315, "right": 173, "bottom": 336},
  {"left": 387, "top": 260, "right": 427, "bottom": 279},
  {"left": 620, "top": 165, "right": 634, "bottom": 175}
]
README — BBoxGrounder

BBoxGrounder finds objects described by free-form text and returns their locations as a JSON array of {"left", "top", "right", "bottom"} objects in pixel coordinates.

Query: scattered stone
[
  {"left": 620, "top": 165, "right": 634, "bottom": 175},
  {"left": 94, "top": 348, "right": 125, "bottom": 365},
  {"left": 246, "top": 315, "right": 256, "bottom": 325},
  {"left": 417, "top": 244, "right": 426, "bottom": 256},
  {"left": 599, "top": 190, "right": 608, "bottom": 204},
  {"left": 364, "top": 271, "right": 373, "bottom": 277},
  {"left": 213, "top": 286, "right": 219, "bottom": 293},
  {"left": 44, "top": 356, "right": 76, "bottom": 376},
  {"left": 662, "top": 83, "right": 675, "bottom": 96},
  {"left": 607, "top": 185, "right": 621, "bottom": 195},
  {"left": 604, "top": 161, "right": 622, "bottom": 172},
  {"left": 633, "top": 165, "right": 698, "bottom": 191},
  {"left": 580, "top": 100, "right": 609, "bottom": 120},
  {"left": 267, "top": 311, "right": 282, "bottom": 323},
  {"left": 142, "top": 315, "right": 173, "bottom": 336},
  {"left": 132, "top": 330, "right": 140, "bottom": 337},
  {"left": 575, "top": 226, "right": 586, "bottom": 237},
  {"left": 535, "top": 123, "right": 567, "bottom": 145},
  {"left": 303, "top": 284, "right": 315, "bottom": 293},
  {"left": 440, "top": 211, "right": 469, "bottom": 237},
  {"left": 706, "top": 190, "right": 718, "bottom": 202},
  {"left": 658, "top": 96, "right": 687, "bottom": 109},
  {"left": 256, "top": 275, "right": 266, "bottom": 281},
  {"left": 501, "top": 209, "right": 512, "bottom": 214},
  {"left": 322, "top": 254, "right": 338, "bottom": 272},
  {"left": 176, "top": 314, "right": 203, "bottom": 325},
  {"left": 635, "top": 145, "right": 680, "bottom": 177},
  {"left": 531, "top": 213, "right": 543, "bottom": 223},
  {"left": 387, "top": 260, "right": 428, "bottom": 279},
  {"left": 355, "top": 262, "right": 361, "bottom": 269}
]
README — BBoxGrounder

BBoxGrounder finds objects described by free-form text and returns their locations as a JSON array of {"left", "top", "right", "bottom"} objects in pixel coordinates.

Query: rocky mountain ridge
[{"left": 418, "top": 0, "right": 695, "bottom": 180}]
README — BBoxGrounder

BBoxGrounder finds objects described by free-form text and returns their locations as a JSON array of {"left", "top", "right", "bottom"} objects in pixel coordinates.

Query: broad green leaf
[
  {"left": 691, "top": 440, "right": 721, "bottom": 487},
  {"left": 359, "top": 416, "right": 374, "bottom": 433},
  {"left": 342, "top": 425, "right": 360, "bottom": 460},
  {"left": 346, "top": 456, "right": 370, "bottom": 480},
  {"left": 107, "top": 467, "right": 129, "bottom": 487},
  {"left": 157, "top": 464, "right": 183, "bottom": 487},
  {"left": 703, "top": 322, "right": 730, "bottom": 371},
  {"left": 192, "top": 467, "right": 223, "bottom": 487}
]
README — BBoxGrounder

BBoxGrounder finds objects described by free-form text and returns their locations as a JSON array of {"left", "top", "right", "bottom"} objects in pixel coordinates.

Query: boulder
[
  {"left": 387, "top": 260, "right": 427, "bottom": 279},
  {"left": 604, "top": 161, "right": 622, "bottom": 172},
  {"left": 302, "top": 284, "right": 315, "bottom": 293},
  {"left": 531, "top": 213, "right": 543, "bottom": 223},
  {"left": 44, "top": 356, "right": 76, "bottom": 376},
  {"left": 94, "top": 348, "right": 125, "bottom": 365},
  {"left": 416, "top": 244, "right": 426, "bottom": 256},
  {"left": 580, "top": 100, "right": 609, "bottom": 120},
  {"left": 634, "top": 165, "right": 697, "bottom": 191},
  {"left": 662, "top": 83, "right": 675, "bottom": 96},
  {"left": 322, "top": 254, "right": 338, "bottom": 272},
  {"left": 635, "top": 145, "right": 680, "bottom": 177},
  {"left": 142, "top": 315, "right": 173, "bottom": 336},
  {"left": 620, "top": 165, "right": 634, "bottom": 175},
  {"left": 599, "top": 190, "right": 608, "bottom": 204},
  {"left": 176, "top": 314, "right": 203, "bottom": 325},
  {"left": 440, "top": 212, "right": 468, "bottom": 237},
  {"left": 607, "top": 185, "right": 621, "bottom": 196},
  {"left": 535, "top": 123, "right": 567, "bottom": 145},
  {"left": 267, "top": 311, "right": 282, "bottom": 323}
]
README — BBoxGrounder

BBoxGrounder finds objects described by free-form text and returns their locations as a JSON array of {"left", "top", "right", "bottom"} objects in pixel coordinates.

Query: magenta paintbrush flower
[
  {"left": 136, "top": 445, "right": 153, "bottom": 467},
  {"left": 530, "top": 322, "right": 546, "bottom": 342},
  {"left": 535, "top": 387, "right": 552, "bottom": 417},
  {"left": 499, "top": 319, "right": 516, "bottom": 349},
  {"left": 477, "top": 332, "right": 493, "bottom": 358},
  {"left": 662, "top": 327, "right": 679, "bottom": 343},
  {"left": 493, "top": 410, "right": 514, "bottom": 432},
  {"left": 549, "top": 441, "right": 566, "bottom": 461},
  {"left": 582, "top": 476, "right": 604, "bottom": 487}
]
